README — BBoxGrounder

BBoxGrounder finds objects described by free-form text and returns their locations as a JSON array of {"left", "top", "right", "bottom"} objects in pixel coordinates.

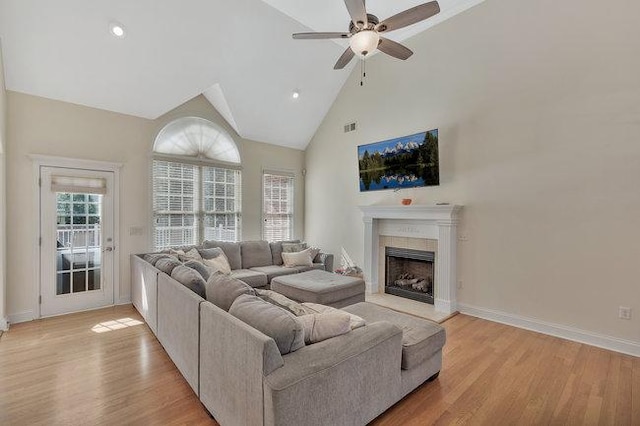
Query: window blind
[
  {"left": 152, "top": 160, "right": 241, "bottom": 250},
  {"left": 263, "top": 173, "right": 294, "bottom": 242},
  {"left": 152, "top": 160, "right": 198, "bottom": 250},
  {"left": 202, "top": 166, "right": 242, "bottom": 242},
  {"left": 51, "top": 175, "right": 107, "bottom": 195}
]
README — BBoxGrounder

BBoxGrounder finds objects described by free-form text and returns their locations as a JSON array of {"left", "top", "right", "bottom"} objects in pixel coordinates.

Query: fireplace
[
  {"left": 385, "top": 247, "right": 435, "bottom": 304},
  {"left": 359, "top": 204, "right": 462, "bottom": 314}
]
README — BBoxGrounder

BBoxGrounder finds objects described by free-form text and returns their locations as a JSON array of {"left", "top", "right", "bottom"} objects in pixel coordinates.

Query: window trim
[
  {"left": 262, "top": 169, "right": 295, "bottom": 242},
  {"left": 153, "top": 153, "right": 243, "bottom": 171}
]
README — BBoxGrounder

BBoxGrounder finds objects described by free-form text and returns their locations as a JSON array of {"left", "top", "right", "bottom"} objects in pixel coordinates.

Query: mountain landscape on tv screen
[{"left": 358, "top": 129, "right": 439, "bottom": 192}]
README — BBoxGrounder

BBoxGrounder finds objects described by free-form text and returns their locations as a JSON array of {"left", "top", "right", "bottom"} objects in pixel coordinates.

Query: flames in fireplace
[{"left": 385, "top": 247, "right": 435, "bottom": 304}]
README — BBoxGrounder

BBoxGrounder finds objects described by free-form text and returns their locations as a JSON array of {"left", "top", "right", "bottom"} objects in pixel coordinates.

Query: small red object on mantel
[{"left": 401, "top": 198, "right": 412, "bottom": 205}]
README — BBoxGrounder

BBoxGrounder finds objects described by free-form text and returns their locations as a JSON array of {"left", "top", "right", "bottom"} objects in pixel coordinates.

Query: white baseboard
[
  {"left": 458, "top": 303, "right": 640, "bottom": 358},
  {"left": 0, "top": 317, "right": 8, "bottom": 331},
  {"left": 8, "top": 310, "right": 35, "bottom": 325},
  {"left": 117, "top": 297, "right": 132, "bottom": 305}
]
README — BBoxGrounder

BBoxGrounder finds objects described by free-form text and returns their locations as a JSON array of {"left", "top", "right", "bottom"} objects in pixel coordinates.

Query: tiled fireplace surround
[{"left": 359, "top": 204, "right": 462, "bottom": 315}]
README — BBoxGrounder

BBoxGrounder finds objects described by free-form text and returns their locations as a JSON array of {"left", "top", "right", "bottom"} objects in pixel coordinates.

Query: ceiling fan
[{"left": 292, "top": 0, "right": 440, "bottom": 70}]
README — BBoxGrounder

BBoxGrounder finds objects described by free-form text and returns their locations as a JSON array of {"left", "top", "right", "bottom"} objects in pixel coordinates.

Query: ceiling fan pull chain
[{"left": 360, "top": 59, "right": 364, "bottom": 86}]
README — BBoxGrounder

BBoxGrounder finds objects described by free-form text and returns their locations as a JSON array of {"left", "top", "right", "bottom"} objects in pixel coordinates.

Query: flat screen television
[{"left": 358, "top": 129, "right": 439, "bottom": 192}]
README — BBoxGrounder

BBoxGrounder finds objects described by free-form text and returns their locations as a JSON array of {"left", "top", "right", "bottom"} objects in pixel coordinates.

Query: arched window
[{"left": 152, "top": 117, "right": 242, "bottom": 250}]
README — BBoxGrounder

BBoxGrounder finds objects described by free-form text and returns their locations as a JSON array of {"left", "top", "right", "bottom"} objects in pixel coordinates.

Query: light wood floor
[{"left": 0, "top": 305, "right": 637, "bottom": 425}]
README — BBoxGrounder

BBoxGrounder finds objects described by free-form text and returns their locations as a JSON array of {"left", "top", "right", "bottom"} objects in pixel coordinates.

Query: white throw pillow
[
  {"left": 282, "top": 250, "right": 313, "bottom": 268},
  {"left": 281, "top": 247, "right": 320, "bottom": 267},
  {"left": 200, "top": 247, "right": 232, "bottom": 274},
  {"left": 301, "top": 303, "right": 366, "bottom": 330},
  {"left": 180, "top": 247, "right": 203, "bottom": 263},
  {"left": 298, "top": 312, "right": 351, "bottom": 344}
]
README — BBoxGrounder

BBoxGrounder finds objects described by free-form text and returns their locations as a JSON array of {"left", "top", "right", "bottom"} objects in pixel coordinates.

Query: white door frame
[{"left": 30, "top": 155, "right": 122, "bottom": 318}]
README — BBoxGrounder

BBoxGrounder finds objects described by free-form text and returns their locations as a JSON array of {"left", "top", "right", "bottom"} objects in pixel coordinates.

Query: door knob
[{"left": 103, "top": 246, "right": 114, "bottom": 252}]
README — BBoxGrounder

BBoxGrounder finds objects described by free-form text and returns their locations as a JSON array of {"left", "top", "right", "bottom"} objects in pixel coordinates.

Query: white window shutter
[{"left": 262, "top": 173, "right": 294, "bottom": 242}]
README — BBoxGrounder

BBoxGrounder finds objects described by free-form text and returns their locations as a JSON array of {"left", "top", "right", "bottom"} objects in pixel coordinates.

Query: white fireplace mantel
[{"left": 359, "top": 204, "right": 462, "bottom": 314}]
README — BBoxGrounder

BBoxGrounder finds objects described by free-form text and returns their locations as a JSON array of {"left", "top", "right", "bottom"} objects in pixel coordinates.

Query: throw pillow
[
  {"left": 169, "top": 248, "right": 186, "bottom": 258},
  {"left": 198, "top": 247, "right": 232, "bottom": 274},
  {"left": 179, "top": 247, "right": 203, "bottom": 263},
  {"left": 171, "top": 265, "right": 207, "bottom": 299},
  {"left": 229, "top": 294, "right": 305, "bottom": 355},
  {"left": 183, "top": 260, "right": 214, "bottom": 281},
  {"left": 269, "top": 240, "right": 301, "bottom": 266},
  {"left": 297, "top": 312, "right": 352, "bottom": 344},
  {"left": 281, "top": 247, "right": 320, "bottom": 268},
  {"left": 301, "top": 303, "right": 366, "bottom": 330},
  {"left": 282, "top": 250, "right": 313, "bottom": 268},
  {"left": 255, "top": 289, "right": 309, "bottom": 316},
  {"left": 143, "top": 253, "right": 176, "bottom": 266},
  {"left": 282, "top": 242, "right": 308, "bottom": 253},
  {"left": 205, "top": 272, "right": 255, "bottom": 311},
  {"left": 155, "top": 257, "right": 182, "bottom": 275}
]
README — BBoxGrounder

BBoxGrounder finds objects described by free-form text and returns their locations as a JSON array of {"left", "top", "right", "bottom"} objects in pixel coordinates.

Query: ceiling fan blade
[
  {"left": 334, "top": 47, "right": 355, "bottom": 70},
  {"left": 377, "top": 1, "right": 440, "bottom": 33},
  {"left": 292, "top": 32, "right": 351, "bottom": 40},
  {"left": 378, "top": 37, "right": 413, "bottom": 60},
  {"left": 344, "top": 0, "right": 368, "bottom": 28}
]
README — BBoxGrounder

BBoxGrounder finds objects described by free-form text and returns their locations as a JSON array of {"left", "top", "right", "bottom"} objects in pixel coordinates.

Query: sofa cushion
[
  {"left": 156, "top": 257, "right": 182, "bottom": 275},
  {"left": 202, "top": 240, "right": 242, "bottom": 270},
  {"left": 342, "top": 302, "right": 446, "bottom": 370},
  {"left": 171, "top": 265, "right": 207, "bottom": 299},
  {"left": 249, "top": 265, "right": 297, "bottom": 281},
  {"left": 230, "top": 269, "right": 269, "bottom": 288},
  {"left": 143, "top": 253, "right": 176, "bottom": 266},
  {"left": 269, "top": 240, "right": 301, "bottom": 266},
  {"left": 206, "top": 272, "right": 256, "bottom": 311},
  {"left": 198, "top": 247, "right": 232, "bottom": 274},
  {"left": 183, "top": 260, "right": 214, "bottom": 281},
  {"left": 241, "top": 241, "right": 273, "bottom": 269},
  {"left": 229, "top": 294, "right": 305, "bottom": 355}
]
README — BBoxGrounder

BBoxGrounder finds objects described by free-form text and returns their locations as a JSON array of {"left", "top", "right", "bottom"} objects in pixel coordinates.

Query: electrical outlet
[
  {"left": 619, "top": 306, "right": 631, "bottom": 320},
  {"left": 458, "top": 234, "right": 469, "bottom": 242},
  {"left": 457, "top": 280, "right": 463, "bottom": 289}
]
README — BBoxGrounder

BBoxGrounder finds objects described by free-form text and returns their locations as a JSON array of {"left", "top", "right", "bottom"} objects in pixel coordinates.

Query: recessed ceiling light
[
  {"left": 292, "top": 90, "right": 300, "bottom": 99},
  {"left": 110, "top": 22, "right": 125, "bottom": 38}
]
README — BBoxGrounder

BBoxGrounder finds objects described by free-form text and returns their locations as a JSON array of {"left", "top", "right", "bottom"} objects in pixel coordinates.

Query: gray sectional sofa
[{"left": 131, "top": 240, "right": 445, "bottom": 425}]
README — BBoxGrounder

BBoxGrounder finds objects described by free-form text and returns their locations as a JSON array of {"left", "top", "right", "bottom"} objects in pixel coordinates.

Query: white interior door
[{"left": 40, "top": 166, "right": 115, "bottom": 317}]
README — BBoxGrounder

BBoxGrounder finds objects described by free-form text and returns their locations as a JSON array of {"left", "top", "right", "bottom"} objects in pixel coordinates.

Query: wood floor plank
[{"left": 0, "top": 306, "right": 637, "bottom": 425}]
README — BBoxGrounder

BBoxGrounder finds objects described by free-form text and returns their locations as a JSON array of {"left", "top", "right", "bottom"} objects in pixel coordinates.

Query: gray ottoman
[{"left": 270, "top": 269, "right": 365, "bottom": 308}]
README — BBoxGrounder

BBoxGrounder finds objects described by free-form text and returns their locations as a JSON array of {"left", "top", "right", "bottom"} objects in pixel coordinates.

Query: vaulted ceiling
[{"left": 0, "top": 0, "right": 483, "bottom": 149}]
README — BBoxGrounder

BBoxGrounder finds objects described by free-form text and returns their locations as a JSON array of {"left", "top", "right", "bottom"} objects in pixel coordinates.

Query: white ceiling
[{"left": 0, "top": 0, "right": 483, "bottom": 150}]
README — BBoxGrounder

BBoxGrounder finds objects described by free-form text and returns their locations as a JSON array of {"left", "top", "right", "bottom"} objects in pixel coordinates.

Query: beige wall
[
  {"left": 6, "top": 92, "right": 304, "bottom": 321},
  {"left": 0, "top": 40, "right": 7, "bottom": 327},
  {"left": 305, "top": 0, "right": 640, "bottom": 344}
]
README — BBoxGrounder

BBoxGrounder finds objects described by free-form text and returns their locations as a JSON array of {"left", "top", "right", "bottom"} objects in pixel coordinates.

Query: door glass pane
[{"left": 56, "top": 191, "right": 102, "bottom": 295}]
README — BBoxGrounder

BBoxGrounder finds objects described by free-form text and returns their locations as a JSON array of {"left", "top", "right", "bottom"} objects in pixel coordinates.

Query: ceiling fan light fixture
[
  {"left": 349, "top": 30, "right": 379, "bottom": 58},
  {"left": 109, "top": 22, "right": 126, "bottom": 38}
]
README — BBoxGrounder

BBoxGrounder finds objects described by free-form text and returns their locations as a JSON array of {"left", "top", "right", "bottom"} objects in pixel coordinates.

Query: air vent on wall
[{"left": 344, "top": 122, "right": 357, "bottom": 133}]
